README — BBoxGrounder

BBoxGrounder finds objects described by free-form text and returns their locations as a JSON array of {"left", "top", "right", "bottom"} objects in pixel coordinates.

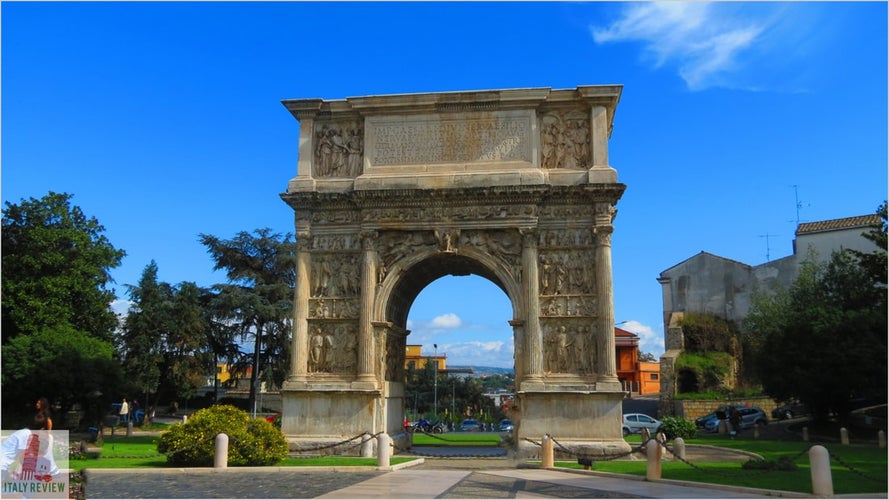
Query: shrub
[
  {"left": 657, "top": 416, "right": 697, "bottom": 440},
  {"left": 156, "top": 404, "right": 287, "bottom": 466}
]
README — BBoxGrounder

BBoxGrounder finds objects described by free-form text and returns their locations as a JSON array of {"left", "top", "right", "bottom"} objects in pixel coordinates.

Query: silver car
[{"left": 622, "top": 413, "right": 661, "bottom": 437}]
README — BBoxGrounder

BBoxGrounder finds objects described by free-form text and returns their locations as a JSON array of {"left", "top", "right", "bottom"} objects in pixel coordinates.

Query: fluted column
[
  {"left": 594, "top": 204, "right": 618, "bottom": 382},
  {"left": 521, "top": 229, "right": 543, "bottom": 380},
  {"left": 357, "top": 231, "right": 378, "bottom": 383},
  {"left": 289, "top": 232, "right": 311, "bottom": 381}
]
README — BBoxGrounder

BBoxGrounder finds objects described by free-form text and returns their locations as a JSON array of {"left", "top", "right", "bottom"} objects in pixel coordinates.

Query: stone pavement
[{"left": 84, "top": 456, "right": 814, "bottom": 499}]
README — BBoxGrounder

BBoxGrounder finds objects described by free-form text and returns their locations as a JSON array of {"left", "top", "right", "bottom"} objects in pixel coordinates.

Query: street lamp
[{"left": 433, "top": 344, "right": 438, "bottom": 416}]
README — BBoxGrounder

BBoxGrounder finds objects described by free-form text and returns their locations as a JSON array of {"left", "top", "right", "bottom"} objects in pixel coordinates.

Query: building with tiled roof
[{"left": 657, "top": 211, "right": 882, "bottom": 414}]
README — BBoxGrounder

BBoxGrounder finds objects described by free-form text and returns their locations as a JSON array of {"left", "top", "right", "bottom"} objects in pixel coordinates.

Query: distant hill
[{"left": 449, "top": 365, "right": 514, "bottom": 377}]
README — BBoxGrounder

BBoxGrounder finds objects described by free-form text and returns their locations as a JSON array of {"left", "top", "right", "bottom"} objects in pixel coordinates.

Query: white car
[{"left": 622, "top": 413, "right": 662, "bottom": 437}]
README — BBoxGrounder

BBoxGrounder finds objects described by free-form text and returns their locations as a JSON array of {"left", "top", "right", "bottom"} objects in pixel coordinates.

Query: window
[{"left": 650, "top": 373, "right": 659, "bottom": 381}]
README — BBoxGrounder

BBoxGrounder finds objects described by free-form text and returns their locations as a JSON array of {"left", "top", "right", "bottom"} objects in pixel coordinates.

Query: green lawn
[
  {"left": 566, "top": 434, "right": 888, "bottom": 496},
  {"left": 72, "top": 434, "right": 419, "bottom": 472}
]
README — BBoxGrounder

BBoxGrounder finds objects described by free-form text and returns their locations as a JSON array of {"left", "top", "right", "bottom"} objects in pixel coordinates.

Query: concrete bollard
[
  {"left": 126, "top": 421, "right": 133, "bottom": 437},
  {"left": 360, "top": 433, "right": 374, "bottom": 458},
  {"left": 878, "top": 430, "right": 886, "bottom": 449},
  {"left": 753, "top": 426, "right": 759, "bottom": 439},
  {"left": 182, "top": 415, "right": 188, "bottom": 424},
  {"left": 376, "top": 432, "right": 390, "bottom": 468},
  {"left": 646, "top": 439, "right": 662, "bottom": 480},
  {"left": 809, "top": 445, "right": 833, "bottom": 496},
  {"left": 541, "top": 435, "right": 554, "bottom": 468},
  {"left": 214, "top": 433, "right": 228, "bottom": 468},
  {"left": 840, "top": 427, "right": 849, "bottom": 445},
  {"left": 672, "top": 437, "right": 685, "bottom": 461},
  {"left": 802, "top": 426, "right": 809, "bottom": 442}
]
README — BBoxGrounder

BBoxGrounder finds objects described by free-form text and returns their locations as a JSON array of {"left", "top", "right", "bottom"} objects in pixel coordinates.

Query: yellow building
[{"left": 405, "top": 345, "right": 446, "bottom": 371}]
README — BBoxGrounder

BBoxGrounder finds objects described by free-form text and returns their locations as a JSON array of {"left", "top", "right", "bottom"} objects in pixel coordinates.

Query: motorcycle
[{"left": 412, "top": 418, "right": 445, "bottom": 434}]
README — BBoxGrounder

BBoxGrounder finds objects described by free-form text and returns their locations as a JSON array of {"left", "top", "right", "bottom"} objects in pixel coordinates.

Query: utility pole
[{"left": 433, "top": 344, "right": 438, "bottom": 416}]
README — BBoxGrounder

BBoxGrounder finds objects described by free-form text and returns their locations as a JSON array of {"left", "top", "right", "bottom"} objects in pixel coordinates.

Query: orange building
[
  {"left": 405, "top": 344, "right": 446, "bottom": 371},
  {"left": 615, "top": 327, "right": 661, "bottom": 395}
]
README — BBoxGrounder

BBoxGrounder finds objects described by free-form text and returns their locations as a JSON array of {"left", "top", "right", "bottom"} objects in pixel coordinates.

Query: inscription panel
[{"left": 365, "top": 110, "right": 534, "bottom": 167}]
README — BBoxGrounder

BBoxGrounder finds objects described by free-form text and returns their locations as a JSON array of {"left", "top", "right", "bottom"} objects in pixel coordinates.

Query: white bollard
[
  {"left": 360, "top": 433, "right": 374, "bottom": 458},
  {"left": 540, "top": 435, "right": 554, "bottom": 468},
  {"left": 672, "top": 437, "right": 685, "bottom": 461},
  {"left": 809, "top": 445, "right": 833, "bottom": 496},
  {"left": 753, "top": 426, "right": 759, "bottom": 439},
  {"left": 646, "top": 439, "right": 662, "bottom": 480},
  {"left": 126, "top": 421, "right": 133, "bottom": 437},
  {"left": 840, "top": 427, "right": 849, "bottom": 445},
  {"left": 182, "top": 415, "right": 188, "bottom": 424},
  {"left": 878, "top": 430, "right": 886, "bottom": 449},
  {"left": 214, "top": 433, "right": 229, "bottom": 468},
  {"left": 377, "top": 432, "right": 390, "bottom": 468},
  {"left": 802, "top": 426, "right": 809, "bottom": 442}
]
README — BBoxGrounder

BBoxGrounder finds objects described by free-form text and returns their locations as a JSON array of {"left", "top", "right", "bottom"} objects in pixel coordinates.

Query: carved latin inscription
[{"left": 367, "top": 112, "right": 533, "bottom": 166}]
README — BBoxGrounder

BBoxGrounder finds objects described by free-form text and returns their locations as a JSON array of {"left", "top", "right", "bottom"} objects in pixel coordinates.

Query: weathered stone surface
[{"left": 279, "top": 86, "right": 628, "bottom": 456}]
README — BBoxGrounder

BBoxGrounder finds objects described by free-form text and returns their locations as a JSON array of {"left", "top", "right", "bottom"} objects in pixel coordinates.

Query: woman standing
[{"left": 34, "top": 398, "right": 52, "bottom": 430}]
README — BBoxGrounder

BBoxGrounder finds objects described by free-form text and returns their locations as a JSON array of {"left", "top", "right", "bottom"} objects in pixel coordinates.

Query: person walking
[
  {"left": 118, "top": 398, "right": 129, "bottom": 426},
  {"left": 729, "top": 406, "right": 741, "bottom": 438}
]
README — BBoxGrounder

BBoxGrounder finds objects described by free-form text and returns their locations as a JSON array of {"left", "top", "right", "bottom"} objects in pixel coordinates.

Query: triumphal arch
[{"left": 279, "top": 85, "right": 628, "bottom": 457}]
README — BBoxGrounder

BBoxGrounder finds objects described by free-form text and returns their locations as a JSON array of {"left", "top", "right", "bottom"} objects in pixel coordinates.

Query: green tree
[
  {"left": 199, "top": 229, "right": 297, "bottom": 413},
  {"left": 2, "top": 192, "right": 125, "bottom": 344},
  {"left": 745, "top": 208, "right": 887, "bottom": 421},
  {"left": 1, "top": 324, "right": 124, "bottom": 426},
  {"left": 120, "top": 262, "right": 213, "bottom": 410},
  {"left": 119, "top": 261, "right": 170, "bottom": 408}
]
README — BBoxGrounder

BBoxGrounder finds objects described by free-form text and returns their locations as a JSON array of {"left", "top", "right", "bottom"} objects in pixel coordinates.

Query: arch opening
[{"left": 386, "top": 252, "right": 512, "bottom": 329}]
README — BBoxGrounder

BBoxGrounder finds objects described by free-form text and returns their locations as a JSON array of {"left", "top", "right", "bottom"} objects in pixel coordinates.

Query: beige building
[{"left": 657, "top": 213, "right": 881, "bottom": 413}]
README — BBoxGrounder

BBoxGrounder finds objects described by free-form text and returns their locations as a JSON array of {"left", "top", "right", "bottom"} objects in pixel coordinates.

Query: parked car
[
  {"left": 621, "top": 413, "right": 661, "bottom": 437},
  {"left": 498, "top": 419, "right": 514, "bottom": 432},
  {"left": 694, "top": 405, "right": 743, "bottom": 429},
  {"left": 772, "top": 400, "right": 808, "bottom": 420},
  {"left": 460, "top": 419, "right": 481, "bottom": 432},
  {"left": 704, "top": 406, "right": 769, "bottom": 432}
]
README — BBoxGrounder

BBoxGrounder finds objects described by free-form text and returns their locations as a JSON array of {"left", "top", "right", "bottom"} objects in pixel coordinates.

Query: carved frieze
[
  {"left": 310, "top": 253, "right": 361, "bottom": 298},
  {"left": 538, "top": 250, "right": 596, "bottom": 296},
  {"left": 542, "top": 322, "right": 596, "bottom": 375},
  {"left": 308, "top": 323, "right": 358, "bottom": 374},
  {"left": 540, "top": 109, "right": 590, "bottom": 170},
  {"left": 314, "top": 121, "right": 364, "bottom": 178}
]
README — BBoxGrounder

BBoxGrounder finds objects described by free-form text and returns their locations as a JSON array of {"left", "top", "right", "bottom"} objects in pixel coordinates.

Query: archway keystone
[{"left": 280, "top": 86, "right": 628, "bottom": 456}]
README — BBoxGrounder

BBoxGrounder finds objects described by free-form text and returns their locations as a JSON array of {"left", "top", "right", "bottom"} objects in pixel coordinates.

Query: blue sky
[{"left": 3, "top": 2, "right": 886, "bottom": 368}]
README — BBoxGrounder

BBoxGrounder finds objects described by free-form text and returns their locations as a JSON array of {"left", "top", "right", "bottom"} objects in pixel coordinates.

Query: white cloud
[
  {"left": 619, "top": 320, "right": 664, "bottom": 358},
  {"left": 590, "top": 3, "right": 797, "bottom": 91},
  {"left": 440, "top": 340, "right": 514, "bottom": 368},
  {"left": 431, "top": 313, "right": 462, "bottom": 329},
  {"left": 109, "top": 298, "right": 132, "bottom": 317}
]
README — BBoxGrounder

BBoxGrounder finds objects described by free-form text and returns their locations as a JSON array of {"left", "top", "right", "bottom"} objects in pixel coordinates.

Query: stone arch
[
  {"left": 376, "top": 245, "right": 523, "bottom": 327},
  {"left": 279, "top": 86, "right": 629, "bottom": 457}
]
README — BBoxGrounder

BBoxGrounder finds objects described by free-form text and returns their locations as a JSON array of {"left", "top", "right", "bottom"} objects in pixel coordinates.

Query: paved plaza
[{"left": 84, "top": 458, "right": 809, "bottom": 499}]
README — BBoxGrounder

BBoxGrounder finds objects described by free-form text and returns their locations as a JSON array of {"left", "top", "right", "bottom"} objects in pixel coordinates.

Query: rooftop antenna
[
  {"left": 759, "top": 233, "right": 778, "bottom": 262},
  {"left": 791, "top": 185, "right": 810, "bottom": 226}
]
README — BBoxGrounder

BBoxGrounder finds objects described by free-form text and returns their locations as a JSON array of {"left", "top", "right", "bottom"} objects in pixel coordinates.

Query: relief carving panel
[
  {"left": 540, "top": 109, "right": 590, "bottom": 170},
  {"left": 308, "top": 323, "right": 358, "bottom": 374},
  {"left": 314, "top": 121, "right": 364, "bottom": 178}
]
